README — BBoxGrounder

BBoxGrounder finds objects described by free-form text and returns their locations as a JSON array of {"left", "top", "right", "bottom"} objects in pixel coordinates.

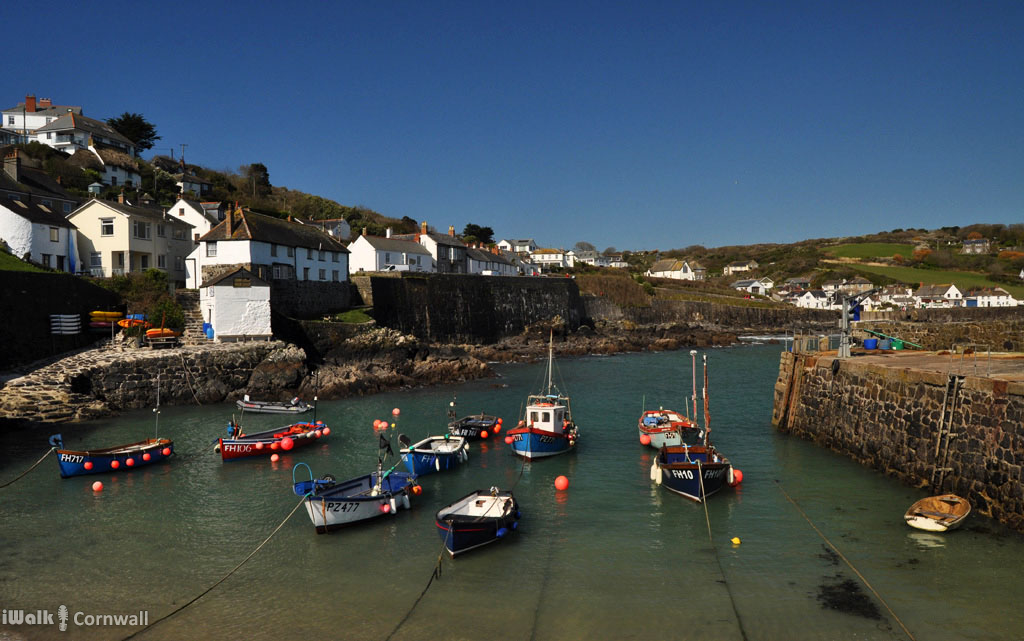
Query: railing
[
  {"left": 787, "top": 329, "right": 842, "bottom": 354},
  {"left": 948, "top": 343, "right": 992, "bottom": 377}
]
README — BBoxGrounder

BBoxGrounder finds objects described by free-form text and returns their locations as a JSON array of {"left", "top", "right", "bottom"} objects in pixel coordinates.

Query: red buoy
[
  {"left": 271, "top": 442, "right": 280, "bottom": 450},
  {"left": 392, "top": 408, "right": 400, "bottom": 416},
  {"left": 125, "top": 458, "right": 135, "bottom": 467},
  {"left": 323, "top": 427, "right": 331, "bottom": 436},
  {"left": 270, "top": 453, "right": 280, "bottom": 462},
  {"left": 162, "top": 447, "right": 171, "bottom": 456},
  {"left": 84, "top": 461, "right": 94, "bottom": 471},
  {"left": 504, "top": 436, "right": 513, "bottom": 444},
  {"left": 92, "top": 481, "right": 103, "bottom": 492},
  {"left": 730, "top": 469, "right": 744, "bottom": 487},
  {"left": 481, "top": 431, "right": 489, "bottom": 439},
  {"left": 281, "top": 437, "right": 294, "bottom": 451},
  {"left": 639, "top": 434, "right": 651, "bottom": 446},
  {"left": 110, "top": 460, "right": 120, "bottom": 469},
  {"left": 554, "top": 475, "right": 569, "bottom": 491},
  {"left": 255, "top": 442, "right": 264, "bottom": 450},
  {"left": 142, "top": 453, "right": 151, "bottom": 461}
]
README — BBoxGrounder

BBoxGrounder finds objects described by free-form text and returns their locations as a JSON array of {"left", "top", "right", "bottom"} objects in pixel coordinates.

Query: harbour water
[{"left": 2, "top": 343, "right": 1023, "bottom": 640}]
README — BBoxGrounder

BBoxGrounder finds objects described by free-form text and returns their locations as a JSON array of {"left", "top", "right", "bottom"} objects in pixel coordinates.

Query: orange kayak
[
  {"left": 145, "top": 328, "right": 181, "bottom": 338},
  {"left": 118, "top": 318, "right": 152, "bottom": 329}
]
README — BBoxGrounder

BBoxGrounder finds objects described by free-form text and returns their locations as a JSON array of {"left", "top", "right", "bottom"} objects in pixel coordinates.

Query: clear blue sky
[{"left": 7, "top": 1, "right": 1023, "bottom": 252}]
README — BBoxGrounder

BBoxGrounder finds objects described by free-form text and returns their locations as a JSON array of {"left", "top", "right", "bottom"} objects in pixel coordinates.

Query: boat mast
[
  {"left": 153, "top": 374, "right": 161, "bottom": 439},
  {"left": 690, "top": 350, "right": 698, "bottom": 422},
  {"left": 702, "top": 354, "right": 711, "bottom": 445},
  {"left": 545, "top": 329, "right": 554, "bottom": 396}
]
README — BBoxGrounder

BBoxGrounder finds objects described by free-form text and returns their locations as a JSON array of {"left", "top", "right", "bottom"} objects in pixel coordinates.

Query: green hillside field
[
  {"left": 827, "top": 243, "right": 915, "bottom": 259},
  {"left": 855, "top": 264, "right": 1024, "bottom": 298},
  {"left": 0, "top": 251, "right": 46, "bottom": 272}
]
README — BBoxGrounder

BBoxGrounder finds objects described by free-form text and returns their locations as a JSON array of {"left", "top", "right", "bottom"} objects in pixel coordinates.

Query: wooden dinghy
[
  {"left": 435, "top": 488, "right": 520, "bottom": 556},
  {"left": 904, "top": 494, "right": 971, "bottom": 532}
]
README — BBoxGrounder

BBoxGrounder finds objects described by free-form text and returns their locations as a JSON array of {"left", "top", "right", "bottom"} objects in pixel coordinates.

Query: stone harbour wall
[
  {"left": 772, "top": 352, "right": 1024, "bottom": 532},
  {"left": 854, "top": 319, "right": 1024, "bottom": 352}
]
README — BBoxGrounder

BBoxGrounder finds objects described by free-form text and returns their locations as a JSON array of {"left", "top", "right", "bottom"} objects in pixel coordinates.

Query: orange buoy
[
  {"left": 270, "top": 453, "right": 280, "bottom": 462},
  {"left": 481, "top": 430, "right": 489, "bottom": 439},
  {"left": 110, "top": 460, "right": 120, "bottom": 469},
  {"left": 554, "top": 475, "right": 569, "bottom": 491},
  {"left": 92, "top": 481, "right": 103, "bottom": 492},
  {"left": 639, "top": 434, "right": 651, "bottom": 446}
]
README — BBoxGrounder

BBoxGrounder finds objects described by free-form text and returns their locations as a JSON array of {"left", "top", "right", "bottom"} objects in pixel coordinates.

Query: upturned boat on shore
[
  {"left": 506, "top": 330, "right": 579, "bottom": 460},
  {"left": 435, "top": 487, "right": 520, "bottom": 556}
]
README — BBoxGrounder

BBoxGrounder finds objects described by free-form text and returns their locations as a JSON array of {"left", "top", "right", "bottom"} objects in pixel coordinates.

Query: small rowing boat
[
  {"left": 235, "top": 395, "right": 312, "bottom": 414},
  {"left": 904, "top": 494, "right": 971, "bottom": 532},
  {"left": 435, "top": 488, "right": 520, "bottom": 556},
  {"left": 446, "top": 396, "right": 502, "bottom": 441}
]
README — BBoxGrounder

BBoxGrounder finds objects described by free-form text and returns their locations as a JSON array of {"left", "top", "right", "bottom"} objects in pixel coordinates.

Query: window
[
  {"left": 175, "top": 256, "right": 183, "bottom": 270},
  {"left": 233, "top": 277, "right": 251, "bottom": 288},
  {"left": 41, "top": 254, "right": 51, "bottom": 267},
  {"left": 133, "top": 221, "right": 151, "bottom": 239},
  {"left": 90, "top": 252, "right": 102, "bottom": 268},
  {"left": 63, "top": 203, "right": 71, "bottom": 213},
  {"left": 318, "top": 250, "right": 325, "bottom": 261},
  {"left": 110, "top": 176, "right": 117, "bottom": 186},
  {"left": 157, "top": 224, "right": 166, "bottom": 237},
  {"left": 101, "top": 218, "right": 114, "bottom": 236},
  {"left": 7, "top": 194, "right": 19, "bottom": 201},
  {"left": 140, "top": 255, "right": 149, "bottom": 269},
  {"left": 332, "top": 270, "right": 339, "bottom": 282},
  {"left": 49, "top": 227, "right": 59, "bottom": 242},
  {"left": 273, "top": 264, "right": 291, "bottom": 279},
  {"left": 46, "top": 132, "right": 52, "bottom": 140},
  {"left": 173, "top": 229, "right": 185, "bottom": 240},
  {"left": 331, "top": 252, "right": 339, "bottom": 263},
  {"left": 319, "top": 269, "right": 326, "bottom": 280},
  {"left": 206, "top": 242, "right": 217, "bottom": 257},
  {"left": 5, "top": 116, "right": 12, "bottom": 125},
  {"left": 271, "top": 244, "right": 278, "bottom": 257},
  {"left": 178, "top": 208, "right": 184, "bottom": 216},
  {"left": 303, "top": 267, "right": 310, "bottom": 280},
  {"left": 157, "top": 254, "right": 166, "bottom": 268},
  {"left": 286, "top": 246, "right": 294, "bottom": 258},
  {"left": 306, "top": 248, "right": 313, "bottom": 260},
  {"left": 385, "top": 252, "right": 391, "bottom": 263},
  {"left": 116, "top": 253, "right": 124, "bottom": 267},
  {"left": 42, "top": 199, "right": 52, "bottom": 208}
]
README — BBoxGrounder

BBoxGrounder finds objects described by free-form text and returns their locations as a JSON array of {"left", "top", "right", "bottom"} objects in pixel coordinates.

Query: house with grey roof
[
  {"left": 646, "top": 258, "right": 706, "bottom": 281},
  {"left": 467, "top": 245, "right": 516, "bottom": 276},
  {"left": 723, "top": 260, "right": 758, "bottom": 276},
  {"left": 348, "top": 228, "right": 433, "bottom": 273},
  {"left": 2, "top": 95, "right": 82, "bottom": 139},
  {"left": 393, "top": 222, "right": 467, "bottom": 273},
  {"left": 914, "top": 283, "right": 962, "bottom": 308},
  {"left": 32, "top": 112, "right": 137, "bottom": 157},
  {"left": 168, "top": 198, "right": 224, "bottom": 241}
]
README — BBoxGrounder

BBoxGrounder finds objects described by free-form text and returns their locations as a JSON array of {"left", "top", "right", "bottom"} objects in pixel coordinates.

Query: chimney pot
[
  {"left": 226, "top": 208, "right": 234, "bottom": 236},
  {"left": 448, "top": 225, "right": 455, "bottom": 237},
  {"left": 4, "top": 150, "right": 21, "bottom": 182},
  {"left": 420, "top": 220, "right": 428, "bottom": 235},
  {"left": 25, "top": 95, "right": 36, "bottom": 113},
  {"left": 386, "top": 227, "right": 392, "bottom": 238},
  {"left": 362, "top": 227, "right": 367, "bottom": 236},
  {"left": 117, "top": 190, "right": 125, "bottom": 204},
  {"left": 38, "top": 97, "right": 51, "bottom": 108}
]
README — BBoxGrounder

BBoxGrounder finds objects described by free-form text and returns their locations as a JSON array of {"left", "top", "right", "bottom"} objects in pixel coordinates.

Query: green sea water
[{"left": 1, "top": 343, "right": 1022, "bottom": 640}]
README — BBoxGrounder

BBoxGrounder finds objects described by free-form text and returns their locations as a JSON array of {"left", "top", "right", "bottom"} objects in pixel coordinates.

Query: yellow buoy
[{"left": 730, "top": 537, "right": 741, "bottom": 545}]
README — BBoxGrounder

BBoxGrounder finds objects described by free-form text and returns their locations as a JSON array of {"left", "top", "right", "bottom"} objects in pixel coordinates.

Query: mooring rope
[
  {"left": 121, "top": 494, "right": 308, "bottom": 640},
  {"left": 696, "top": 461, "right": 750, "bottom": 641},
  {"left": 383, "top": 526, "right": 452, "bottom": 641},
  {"left": 178, "top": 353, "right": 202, "bottom": 406},
  {"left": 774, "top": 480, "right": 917, "bottom": 641},
  {"left": 0, "top": 447, "right": 55, "bottom": 489}
]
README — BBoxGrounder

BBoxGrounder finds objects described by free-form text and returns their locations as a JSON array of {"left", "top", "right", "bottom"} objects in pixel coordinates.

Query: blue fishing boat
[
  {"left": 507, "top": 331, "right": 579, "bottom": 460},
  {"left": 650, "top": 354, "right": 740, "bottom": 502},
  {"left": 435, "top": 488, "right": 520, "bottom": 556},
  {"left": 50, "top": 434, "right": 174, "bottom": 478},
  {"left": 399, "top": 434, "right": 468, "bottom": 476}
]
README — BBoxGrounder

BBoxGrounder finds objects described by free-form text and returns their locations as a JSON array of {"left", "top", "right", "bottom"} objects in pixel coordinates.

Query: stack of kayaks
[{"left": 89, "top": 310, "right": 123, "bottom": 332}]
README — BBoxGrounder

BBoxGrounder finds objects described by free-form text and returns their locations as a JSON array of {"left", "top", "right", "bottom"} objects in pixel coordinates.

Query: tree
[
  {"left": 573, "top": 241, "right": 596, "bottom": 254},
  {"left": 602, "top": 246, "right": 617, "bottom": 256},
  {"left": 243, "top": 163, "right": 272, "bottom": 197},
  {"left": 105, "top": 112, "right": 161, "bottom": 151},
  {"left": 461, "top": 224, "right": 494, "bottom": 244}
]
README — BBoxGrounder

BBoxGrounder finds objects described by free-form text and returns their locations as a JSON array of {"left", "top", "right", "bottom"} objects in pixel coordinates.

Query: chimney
[
  {"left": 4, "top": 151, "right": 20, "bottom": 182},
  {"left": 420, "top": 220, "right": 428, "bottom": 235},
  {"left": 25, "top": 95, "right": 36, "bottom": 113},
  {"left": 362, "top": 227, "right": 367, "bottom": 236},
  {"left": 386, "top": 227, "right": 392, "bottom": 238},
  {"left": 117, "top": 190, "right": 125, "bottom": 204},
  {"left": 226, "top": 209, "right": 234, "bottom": 236},
  {"left": 38, "top": 97, "right": 51, "bottom": 108},
  {"left": 448, "top": 225, "right": 455, "bottom": 237}
]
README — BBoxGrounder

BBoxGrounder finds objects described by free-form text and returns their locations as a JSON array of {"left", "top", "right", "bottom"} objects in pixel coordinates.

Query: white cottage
[
  {"left": 199, "top": 268, "right": 272, "bottom": 342},
  {"left": 646, "top": 259, "right": 706, "bottom": 281},
  {"left": 348, "top": 230, "right": 433, "bottom": 272}
]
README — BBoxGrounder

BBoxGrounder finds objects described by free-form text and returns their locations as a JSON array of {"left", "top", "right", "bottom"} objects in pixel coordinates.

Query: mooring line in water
[
  {"left": 383, "top": 527, "right": 452, "bottom": 641},
  {"left": 697, "top": 461, "right": 750, "bottom": 641},
  {"left": 178, "top": 353, "right": 202, "bottom": 406},
  {"left": 0, "top": 447, "right": 55, "bottom": 489},
  {"left": 121, "top": 494, "right": 307, "bottom": 640},
  {"left": 774, "top": 480, "right": 917, "bottom": 641}
]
